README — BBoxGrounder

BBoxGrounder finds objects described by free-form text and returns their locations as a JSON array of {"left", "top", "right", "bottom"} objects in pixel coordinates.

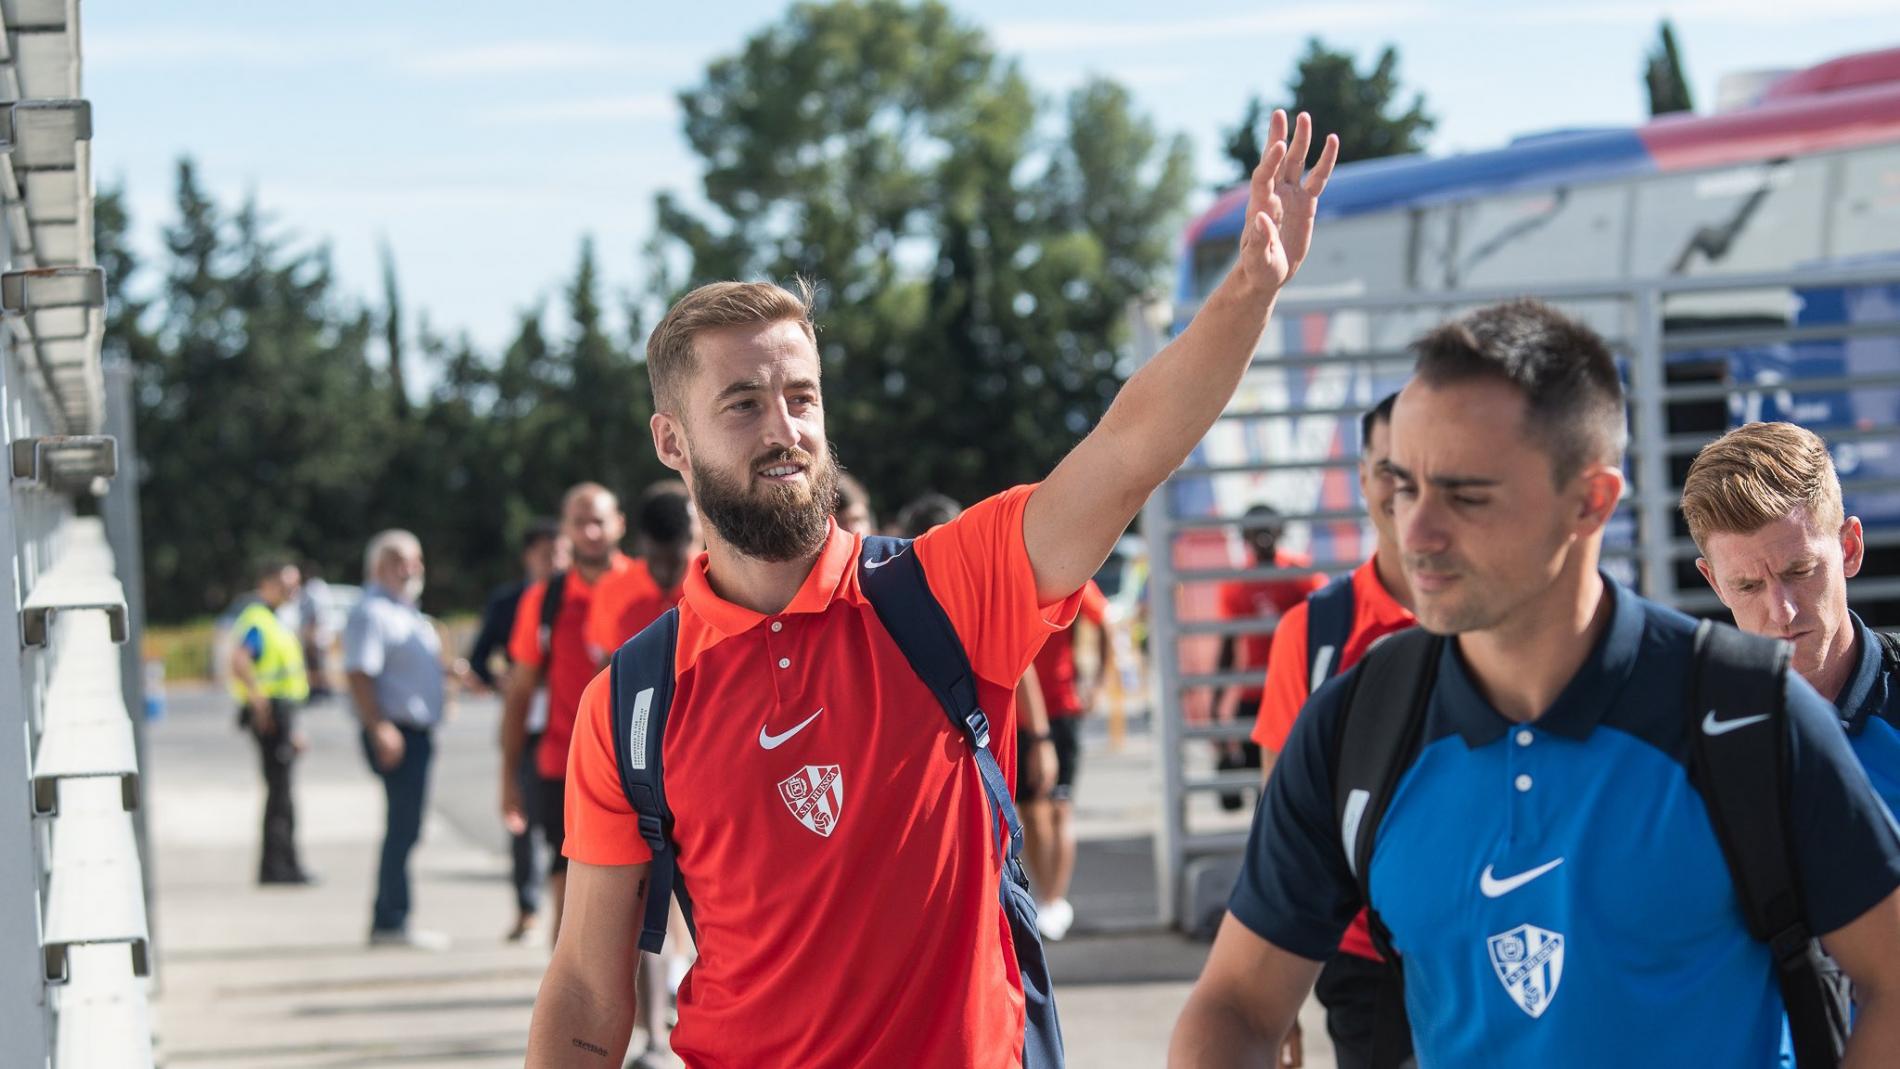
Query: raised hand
[{"left": 1235, "top": 110, "right": 1339, "bottom": 296}]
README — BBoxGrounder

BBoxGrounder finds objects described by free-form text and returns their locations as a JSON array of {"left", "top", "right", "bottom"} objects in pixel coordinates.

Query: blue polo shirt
[
  {"left": 1232, "top": 577, "right": 1900, "bottom": 1068},
  {"left": 1840, "top": 612, "right": 1900, "bottom": 814}
]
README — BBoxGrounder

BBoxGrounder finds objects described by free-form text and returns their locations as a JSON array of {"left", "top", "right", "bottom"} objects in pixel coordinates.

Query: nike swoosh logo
[
  {"left": 1479, "top": 857, "right": 1564, "bottom": 898},
  {"left": 759, "top": 708, "right": 825, "bottom": 750},
  {"left": 1702, "top": 710, "right": 1771, "bottom": 736},
  {"left": 864, "top": 556, "right": 895, "bottom": 570}
]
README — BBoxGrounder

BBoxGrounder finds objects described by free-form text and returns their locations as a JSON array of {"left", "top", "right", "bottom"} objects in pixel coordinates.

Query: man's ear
[
  {"left": 1843, "top": 515, "right": 1865, "bottom": 579},
  {"left": 1574, "top": 463, "right": 1625, "bottom": 534},
  {"left": 652, "top": 412, "right": 689, "bottom": 475},
  {"left": 1695, "top": 556, "right": 1719, "bottom": 594}
]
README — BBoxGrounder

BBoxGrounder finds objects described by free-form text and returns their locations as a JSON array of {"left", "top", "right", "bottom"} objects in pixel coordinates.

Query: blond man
[{"left": 1683, "top": 420, "right": 1899, "bottom": 810}]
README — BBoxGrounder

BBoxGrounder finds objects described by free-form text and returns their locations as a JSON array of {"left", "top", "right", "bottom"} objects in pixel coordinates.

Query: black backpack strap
[
  {"left": 1305, "top": 572, "right": 1356, "bottom": 690},
  {"left": 609, "top": 606, "right": 689, "bottom": 955},
  {"left": 1878, "top": 631, "right": 1900, "bottom": 674},
  {"left": 538, "top": 570, "right": 568, "bottom": 660},
  {"left": 1691, "top": 619, "right": 1845, "bottom": 1069},
  {"left": 1330, "top": 626, "right": 1439, "bottom": 962},
  {"left": 857, "top": 535, "right": 1024, "bottom": 863}
]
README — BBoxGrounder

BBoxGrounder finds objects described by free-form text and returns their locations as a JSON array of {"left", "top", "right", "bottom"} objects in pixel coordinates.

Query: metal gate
[{"left": 1145, "top": 263, "right": 1900, "bottom": 932}]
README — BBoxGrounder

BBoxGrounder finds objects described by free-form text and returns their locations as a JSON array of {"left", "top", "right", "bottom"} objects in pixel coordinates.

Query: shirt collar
[
  {"left": 1436, "top": 571, "right": 1645, "bottom": 747},
  {"left": 683, "top": 521, "right": 856, "bottom": 638},
  {"left": 1837, "top": 612, "right": 1888, "bottom": 733}
]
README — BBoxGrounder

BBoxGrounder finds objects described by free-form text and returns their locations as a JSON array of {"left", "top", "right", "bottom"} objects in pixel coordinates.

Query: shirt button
[
  {"left": 770, "top": 621, "right": 783, "bottom": 633},
  {"left": 1515, "top": 774, "right": 1533, "bottom": 792},
  {"left": 778, "top": 657, "right": 791, "bottom": 669},
  {"left": 1516, "top": 730, "right": 1534, "bottom": 747}
]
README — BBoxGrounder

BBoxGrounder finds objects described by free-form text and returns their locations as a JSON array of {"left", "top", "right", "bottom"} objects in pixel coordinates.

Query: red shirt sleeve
[
  {"left": 508, "top": 580, "right": 549, "bottom": 670},
  {"left": 1079, "top": 580, "right": 1109, "bottom": 626},
  {"left": 1251, "top": 598, "right": 1312, "bottom": 753},
  {"left": 912, "top": 484, "right": 1084, "bottom": 690},
  {"left": 562, "top": 671, "right": 655, "bottom": 866}
]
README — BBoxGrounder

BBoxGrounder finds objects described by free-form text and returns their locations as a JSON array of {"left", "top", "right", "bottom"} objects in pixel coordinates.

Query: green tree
[
  {"left": 653, "top": 0, "right": 1191, "bottom": 510},
  {"left": 1645, "top": 19, "right": 1695, "bottom": 116},
  {"left": 1224, "top": 39, "right": 1433, "bottom": 184},
  {"left": 117, "top": 161, "right": 394, "bottom": 618}
]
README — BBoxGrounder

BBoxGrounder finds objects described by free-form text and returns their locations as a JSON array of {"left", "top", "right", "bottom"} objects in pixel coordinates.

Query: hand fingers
[
  {"left": 1282, "top": 111, "right": 1313, "bottom": 184},
  {"left": 1255, "top": 210, "right": 1282, "bottom": 250},
  {"left": 1254, "top": 140, "right": 1288, "bottom": 192},
  {"left": 1265, "top": 108, "right": 1287, "bottom": 158},
  {"left": 1303, "top": 132, "right": 1341, "bottom": 196}
]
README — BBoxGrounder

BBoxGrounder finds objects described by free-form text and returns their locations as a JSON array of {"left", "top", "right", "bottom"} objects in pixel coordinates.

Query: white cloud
[
  {"left": 400, "top": 41, "right": 692, "bottom": 78},
  {"left": 476, "top": 94, "right": 677, "bottom": 125},
  {"left": 86, "top": 29, "right": 384, "bottom": 69},
  {"left": 996, "top": 4, "right": 1418, "bottom": 52},
  {"left": 1500, "top": 0, "right": 1899, "bottom": 25}
]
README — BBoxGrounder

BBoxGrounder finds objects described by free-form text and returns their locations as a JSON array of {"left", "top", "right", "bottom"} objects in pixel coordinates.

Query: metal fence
[
  {"left": 1144, "top": 263, "right": 1900, "bottom": 932},
  {"left": 0, "top": 1, "right": 153, "bottom": 1064}
]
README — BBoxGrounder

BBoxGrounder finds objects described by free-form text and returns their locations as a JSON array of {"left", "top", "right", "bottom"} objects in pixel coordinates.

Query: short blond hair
[
  {"left": 645, "top": 279, "right": 817, "bottom": 412},
  {"left": 1681, "top": 422, "right": 1843, "bottom": 552}
]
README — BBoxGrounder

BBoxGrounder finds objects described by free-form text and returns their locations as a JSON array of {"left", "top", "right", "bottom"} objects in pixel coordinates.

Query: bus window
[
  {"left": 1279, "top": 212, "right": 1410, "bottom": 299},
  {"left": 1413, "top": 204, "right": 1459, "bottom": 292},
  {"left": 1454, "top": 182, "right": 1629, "bottom": 289},
  {"left": 1192, "top": 239, "right": 1237, "bottom": 301},
  {"left": 1830, "top": 145, "right": 1900, "bottom": 261},
  {"left": 1629, "top": 158, "right": 1829, "bottom": 279}
]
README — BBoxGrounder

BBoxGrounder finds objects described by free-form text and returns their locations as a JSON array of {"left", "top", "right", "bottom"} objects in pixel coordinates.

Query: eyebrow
[
  {"left": 1379, "top": 459, "right": 1502, "bottom": 491},
  {"left": 714, "top": 376, "right": 821, "bottom": 404}
]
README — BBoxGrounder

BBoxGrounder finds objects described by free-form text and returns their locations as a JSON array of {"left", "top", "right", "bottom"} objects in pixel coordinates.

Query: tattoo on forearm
[{"left": 570, "top": 1038, "right": 609, "bottom": 1058}]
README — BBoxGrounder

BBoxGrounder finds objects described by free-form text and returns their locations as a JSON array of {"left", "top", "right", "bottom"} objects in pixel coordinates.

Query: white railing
[{"left": 0, "top": 1, "right": 152, "bottom": 1064}]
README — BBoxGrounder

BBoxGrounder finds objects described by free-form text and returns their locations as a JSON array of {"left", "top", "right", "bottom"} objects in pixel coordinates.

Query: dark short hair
[
  {"left": 1360, "top": 391, "right": 1399, "bottom": 450},
  {"left": 253, "top": 554, "right": 297, "bottom": 584},
  {"left": 895, "top": 492, "right": 962, "bottom": 538},
  {"left": 1409, "top": 299, "right": 1627, "bottom": 483},
  {"left": 520, "top": 518, "right": 560, "bottom": 554},
  {"left": 635, "top": 480, "right": 695, "bottom": 546}
]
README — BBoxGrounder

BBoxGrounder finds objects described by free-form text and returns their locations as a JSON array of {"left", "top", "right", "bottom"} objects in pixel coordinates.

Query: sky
[{"left": 86, "top": 0, "right": 1900, "bottom": 357}]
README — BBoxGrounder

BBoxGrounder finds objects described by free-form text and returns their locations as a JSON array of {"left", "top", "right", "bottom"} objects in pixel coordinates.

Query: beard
[{"left": 691, "top": 445, "right": 840, "bottom": 563}]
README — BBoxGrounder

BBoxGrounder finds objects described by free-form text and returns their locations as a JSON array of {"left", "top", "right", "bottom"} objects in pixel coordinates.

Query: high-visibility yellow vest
[{"left": 229, "top": 601, "right": 310, "bottom": 702}]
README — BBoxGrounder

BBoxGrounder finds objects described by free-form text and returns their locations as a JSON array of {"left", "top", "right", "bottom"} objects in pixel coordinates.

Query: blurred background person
[
  {"left": 467, "top": 518, "right": 570, "bottom": 942},
  {"left": 229, "top": 556, "right": 314, "bottom": 886}
]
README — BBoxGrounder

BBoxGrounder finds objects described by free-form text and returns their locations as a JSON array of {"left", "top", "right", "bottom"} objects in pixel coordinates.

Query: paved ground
[{"left": 146, "top": 684, "right": 1334, "bottom": 1068}]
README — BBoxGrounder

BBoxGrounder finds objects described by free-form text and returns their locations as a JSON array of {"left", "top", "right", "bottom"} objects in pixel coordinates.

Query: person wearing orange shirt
[
  {"left": 1251, "top": 392, "right": 1415, "bottom": 1069},
  {"left": 526, "top": 111, "right": 1338, "bottom": 1068},
  {"left": 1213, "top": 504, "right": 1325, "bottom": 809},
  {"left": 499, "top": 482, "right": 633, "bottom": 949},
  {"left": 1023, "top": 579, "right": 1112, "bottom": 942},
  {"left": 585, "top": 481, "right": 699, "bottom": 665}
]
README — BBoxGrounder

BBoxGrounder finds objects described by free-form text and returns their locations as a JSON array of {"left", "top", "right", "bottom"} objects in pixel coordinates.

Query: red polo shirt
[
  {"left": 564, "top": 485, "right": 1081, "bottom": 1069},
  {"left": 1251, "top": 554, "right": 1415, "bottom": 961},
  {"left": 508, "top": 554, "right": 632, "bottom": 780},
  {"left": 1031, "top": 580, "right": 1109, "bottom": 718},
  {"left": 1217, "top": 548, "right": 1325, "bottom": 702},
  {"left": 583, "top": 558, "right": 683, "bottom": 663}
]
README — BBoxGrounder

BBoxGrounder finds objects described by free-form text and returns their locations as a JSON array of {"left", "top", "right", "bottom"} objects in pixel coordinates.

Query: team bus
[
  {"left": 1168, "top": 44, "right": 1900, "bottom": 604},
  {"left": 1148, "top": 45, "right": 1900, "bottom": 932}
]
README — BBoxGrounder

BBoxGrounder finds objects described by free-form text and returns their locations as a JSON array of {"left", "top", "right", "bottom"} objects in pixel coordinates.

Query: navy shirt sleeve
[
  {"left": 1787, "top": 668, "right": 1900, "bottom": 935},
  {"left": 466, "top": 582, "right": 522, "bottom": 688},
  {"left": 1228, "top": 668, "right": 1363, "bottom": 961}
]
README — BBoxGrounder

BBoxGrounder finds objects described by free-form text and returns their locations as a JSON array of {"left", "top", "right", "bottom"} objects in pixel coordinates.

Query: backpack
[
  {"left": 1330, "top": 620, "right": 1850, "bottom": 1069},
  {"left": 605, "top": 535, "right": 1064, "bottom": 1068},
  {"left": 1305, "top": 572, "right": 1356, "bottom": 690}
]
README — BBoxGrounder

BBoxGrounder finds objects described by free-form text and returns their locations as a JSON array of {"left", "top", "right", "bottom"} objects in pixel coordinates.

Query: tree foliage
[
  {"left": 653, "top": 0, "right": 1193, "bottom": 509},
  {"left": 1223, "top": 39, "right": 1433, "bottom": 184},
  {"left": 1645, "top": 19, "right": 1695, "bottom": 116}
]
